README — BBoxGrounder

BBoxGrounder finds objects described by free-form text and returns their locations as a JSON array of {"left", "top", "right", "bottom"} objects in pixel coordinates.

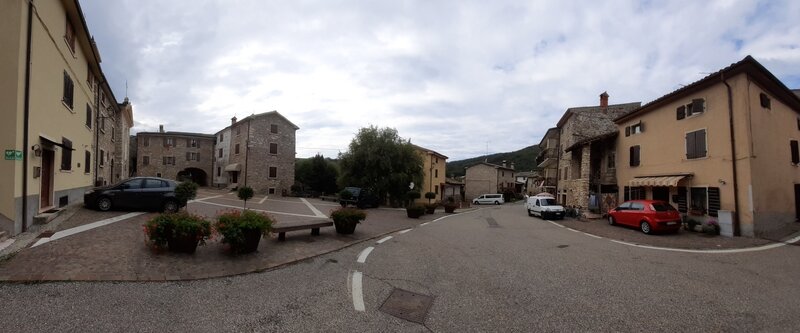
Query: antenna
[{"left": 125, "top": 80, "right": 128, "bottom": 98}]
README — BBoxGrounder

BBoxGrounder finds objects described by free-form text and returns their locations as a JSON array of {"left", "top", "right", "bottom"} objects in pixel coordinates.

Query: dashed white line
[
  {"left": 420, "top": 222, "right": 430, "bottom": 226},
  {"left": 351, "top": 271, "right": 365, "bottom": 312},
  {"left": 356, "top": 246, "right": 374, "bottom": 263},
  {"left": 376, "top": 236, "right": 393, "bottom": 244},
  {"left": 300, "top": 198, "right": 327, "bottom": 218},
  {"left": 259, "top": 195, "right": 269, "bottom": 204},
  {"left": 398, "top": 229, "right": 412, "bottom": 234},
  {"left": 33, "top": 212, "right": 145, "bottom": 247}
]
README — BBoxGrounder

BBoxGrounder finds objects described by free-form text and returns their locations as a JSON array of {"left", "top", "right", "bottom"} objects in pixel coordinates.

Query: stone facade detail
[
  {"left": 464, "top": 162, "right": 515, "bottom": 202},
  {"left": 212, "top": 127, "right": 231, "bottom": 186},
  {"left": 136, "top": 129, "right": 215, "bottom": 186}
]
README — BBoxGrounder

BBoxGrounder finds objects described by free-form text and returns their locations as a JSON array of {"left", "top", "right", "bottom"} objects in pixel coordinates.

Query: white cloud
[{"left": 81, "top": 0, "right": 800, "bottom": 160}]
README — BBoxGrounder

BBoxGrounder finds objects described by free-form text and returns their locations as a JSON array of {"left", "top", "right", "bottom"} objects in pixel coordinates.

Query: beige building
[
  {"left": 464, "top": 162, "right": 516, "bottom": 202},
  {"left": 0, "top": 0, "right": 131, "bottom": 236},
  {"left": 615, "top": 56, "right": 800, "bottom": 238},
  {"left": 217, "top": 111, "right": 299, "bottom": 195},
  {"left": 136, "top": 127, "right": 215, "bottom": 186},
  {"left": 412, "top": 145, "right": 448, "bottom": 203}
]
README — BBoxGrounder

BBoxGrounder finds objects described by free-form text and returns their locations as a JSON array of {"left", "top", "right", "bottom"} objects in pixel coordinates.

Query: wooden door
[
  {"left": 795, "top": 184, "right": 800, "bottom": 221},
  {"left": 40, "top": 149, "right": 54, "bottom": 210}
]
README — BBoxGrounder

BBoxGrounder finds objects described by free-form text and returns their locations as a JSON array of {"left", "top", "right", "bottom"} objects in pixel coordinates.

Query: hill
[{"left": 446, "top": 145, "right": 541, "bottom": 178}]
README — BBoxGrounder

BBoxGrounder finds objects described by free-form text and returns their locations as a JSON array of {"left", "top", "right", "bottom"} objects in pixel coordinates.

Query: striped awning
[
  {"left": 224, "top": 163, "right": 241, "bottom": 172},
  {"left": 629, "top": 175, "right": 688, "bottom": 187}
]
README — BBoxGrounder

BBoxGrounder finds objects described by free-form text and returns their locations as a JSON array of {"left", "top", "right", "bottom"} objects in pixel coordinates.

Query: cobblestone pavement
[{"left": 0, "top": 190, "right": 452, "bottom": 282}]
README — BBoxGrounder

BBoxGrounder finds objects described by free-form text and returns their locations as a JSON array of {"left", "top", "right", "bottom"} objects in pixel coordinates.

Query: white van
[
  {"left": 526, "top": 195, "right": 565, "bottom": 219},
  {"left": 473, "top": 194, "right": 504, "bottom": 205}
]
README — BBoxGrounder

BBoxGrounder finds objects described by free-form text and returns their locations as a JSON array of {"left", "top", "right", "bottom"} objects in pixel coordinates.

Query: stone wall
[{"left": 136, "top": 133, "right": 214, "bottom": 185}]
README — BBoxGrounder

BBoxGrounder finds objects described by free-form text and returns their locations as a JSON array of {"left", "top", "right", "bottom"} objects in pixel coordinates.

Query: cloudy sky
[{"left": 81, "top": 0, "right": 800, "bottom": 161}]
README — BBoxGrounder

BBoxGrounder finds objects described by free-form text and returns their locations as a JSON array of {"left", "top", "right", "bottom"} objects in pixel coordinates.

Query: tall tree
[
  {"left": 295, "top": 154, "right": 339, "bottom": 195},
  {"left": 339, "top": 126, "right": 423, "bottom": 205}
]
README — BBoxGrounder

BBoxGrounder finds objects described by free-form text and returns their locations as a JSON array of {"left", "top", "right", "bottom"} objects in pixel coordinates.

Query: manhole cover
[
  {"left": 557, "top": 245, "right": 569, "bottom": 248},
  {"left": 379, "top": 288, "right": 434, "bottom": 324},
  {"left": 37, "top": 231, "right": 55, "bottom": 238},
  {"left": 486, "top": 217, "right": 500, "bottom": 228}
]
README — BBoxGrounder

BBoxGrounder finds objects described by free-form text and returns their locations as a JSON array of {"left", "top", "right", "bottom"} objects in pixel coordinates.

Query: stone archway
[{"left": 177, "top": 168, "right": 208, "bottom": 186}]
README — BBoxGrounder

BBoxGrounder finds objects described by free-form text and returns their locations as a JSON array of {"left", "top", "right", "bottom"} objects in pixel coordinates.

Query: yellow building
[
  {"left": 412, "top": 145, "right": 448, "bottom": 203},
  {"left": 0, "top": 0, "right": 129, "bottom": 236},
  {"left": 615, "top": 56, "right": 800, "bottom": 238}
]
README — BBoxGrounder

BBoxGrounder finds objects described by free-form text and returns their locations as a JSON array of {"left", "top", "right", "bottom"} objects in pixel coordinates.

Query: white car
[
  {"left": 526, "top": 195, "right": 565, "bottom": 219},
  {"left": 473, "top": 194, "right": 504, "bottom": 205}
]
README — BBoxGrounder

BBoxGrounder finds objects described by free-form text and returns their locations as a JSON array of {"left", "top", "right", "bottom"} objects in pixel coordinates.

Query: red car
[{"left": 607, "top": 200, "right": 681, "bottom": 234}]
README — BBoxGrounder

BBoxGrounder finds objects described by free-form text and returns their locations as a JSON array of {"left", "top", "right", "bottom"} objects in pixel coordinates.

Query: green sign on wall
[{"left": 4, "top": 150, "right": 22, "bottom": 161}]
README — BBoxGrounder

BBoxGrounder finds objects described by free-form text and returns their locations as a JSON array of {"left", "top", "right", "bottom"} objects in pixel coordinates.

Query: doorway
[
  {"left": 794, "top": 184, "right": 800, "bottom": 221},
  {"left": 652, "top": 187, "right": 670, "bottom": 203},
  {"left": 230, "top": 171, "right": 239, "bottom": 184},
  {"left": 40, "top": 149, "right": 55, "bottom": 210}
]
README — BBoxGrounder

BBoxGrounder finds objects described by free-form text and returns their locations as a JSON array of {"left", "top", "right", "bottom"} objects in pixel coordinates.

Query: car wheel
[
  {"left": 494, "top": 201, "right": 500, "bottom": 205},
  {"left": 97, "top": 197, "right": 112, "bottom": 211},
  {"left": 163, "top": 200, "right": 179, "bottom": 213},
  {"left": 608, "top": 216, "right": 616, "bottom": 226},
  {"left": 640, "top": 221, "right": 652, "bottom": 234},
  {"left": 527, "top": 209, "right": 533, "bottom": 217}
]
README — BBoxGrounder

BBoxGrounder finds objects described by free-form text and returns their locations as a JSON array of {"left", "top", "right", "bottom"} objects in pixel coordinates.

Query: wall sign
[{"left": 4, "top": 150, "right": 22, "bottom": 160}]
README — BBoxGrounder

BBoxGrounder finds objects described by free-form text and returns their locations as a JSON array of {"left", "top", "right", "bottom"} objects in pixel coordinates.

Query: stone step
[
  {"left": 0, "top": 230, "right": 8, "bottom": 242},
  {"left": 33, "top": 208, "right": 64, "bottom": 225}
]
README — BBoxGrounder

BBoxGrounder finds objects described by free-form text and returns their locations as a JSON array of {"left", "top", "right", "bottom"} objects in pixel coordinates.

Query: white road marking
[
  {"left": 376, "top": 236, "right": 392, "bottom": 244},
  {"left": 190, "top": 200, "right": 325, "bottom": 219},
  {"left": 547, "top": 220, "right": 565, "bottom": 228},
  {"left": 398, "top": 229, "right": 412, "bottom": 234},
  {"left": 584, "top": 232, "right": 603, "bottom": 239},
  {"left": 300, "top": 198, "right": 327, "bottom": 218},
  {"left": 566, "top": 227, "right": 579, "bottom": 233},
  {"left": 420, "top": 222, "right": 430, "bottom": 226},
  {"left": 32, "top": 212, "right": 145, "bottom": 248},
  {"left": 356, "top": 246, "right": 374, "bottom": 263},
  {"left": 609, "top": 235, "right": 800, "bottom": 254},
  {"left": 0, "top": 238, "right": 15, "bottom": 253},
  {"left": 259, "top": 195, "right": 268, "bottom": 204},
  {"left": 351, "top": 271, "right": 365, "bottom": 312},
  {"left": 188, "top": 194, "right": 224, "bottom": 203}
]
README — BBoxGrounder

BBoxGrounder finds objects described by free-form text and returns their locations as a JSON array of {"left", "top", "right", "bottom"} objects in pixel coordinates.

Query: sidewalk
[{"left": 0, "top": 206, "right": 455, "bottom": 282}]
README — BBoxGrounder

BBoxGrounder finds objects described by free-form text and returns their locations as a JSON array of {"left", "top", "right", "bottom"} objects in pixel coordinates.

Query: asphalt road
[{"left": 1, "top": 203, "right": 799, "bottom": 332}]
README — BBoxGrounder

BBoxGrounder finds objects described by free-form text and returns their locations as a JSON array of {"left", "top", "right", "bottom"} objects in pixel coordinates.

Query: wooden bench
[{"left": 272, "top": 221, "right": 333, "bottom": 241}]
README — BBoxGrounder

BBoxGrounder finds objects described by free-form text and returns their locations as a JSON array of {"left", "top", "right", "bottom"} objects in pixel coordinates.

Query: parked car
[
  {"left": 84, "top": 177, "right": 180, "bottom": 213},
  {"left": 607, "top": 200, "right": 681, "bottom": 234},
  {"left": 339, "top": 187, "right": 381, "bottom": 209},
  {"left": 526, "top": 195, "right": 565, "bottom": 219},
  {"left": 472, "top": 194, "right": 504, "bottom": 205}
]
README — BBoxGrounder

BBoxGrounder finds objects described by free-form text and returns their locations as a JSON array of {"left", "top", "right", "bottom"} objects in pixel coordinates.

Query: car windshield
[
  {"left": 541, "top": 198, "right": 557, "bottom": 206},
  {"left": 651, "top": 203, "right": 677, "bottom": 212}
]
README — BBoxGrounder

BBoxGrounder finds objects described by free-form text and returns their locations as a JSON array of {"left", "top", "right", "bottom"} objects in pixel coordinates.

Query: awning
[
  {"left": 224, "top": 163, "right": 241, "bottom": 172},
  {"left": 39, "top": 136, "right": 75, "bottom": 151},
  {"left": 629, "top": 175, "right": 689, "bottom": 187}
]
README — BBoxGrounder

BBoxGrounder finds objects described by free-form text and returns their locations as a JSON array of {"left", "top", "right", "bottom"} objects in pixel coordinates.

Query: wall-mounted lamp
[
  {"left": 31, "top": 144, "right": 41, "bottom": 157},
  {"left": 718, "top": 178, "right": 726, "bottom": 185}
]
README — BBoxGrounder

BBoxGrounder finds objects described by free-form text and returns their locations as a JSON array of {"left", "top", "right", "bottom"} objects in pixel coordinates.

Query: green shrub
[
  {"left": 143, "top": 211, "right": 211, "bottom": 248},
  {"left": 238, "top": 186, "right": 254, "bottom": 201},
  {"left": 175, "top": 181, "right": 199, "bottom": 207},
  {"left": 330, "top": 207, "right": 367, "bottom": 225},
  {"left": 215, "top": 210, "right": 274, "bottom": 249},
  {"left": 424, "top": 192, "right": 436, "bottom": 200},
  {"left": 339, "top": 189, "right": 353, "bottom": 200},
  {"left": 406, "top": 204, "right": 425, "bottom": 218},
  {"left": 407, "top": 191, "right": 421, "bottom": 200}
]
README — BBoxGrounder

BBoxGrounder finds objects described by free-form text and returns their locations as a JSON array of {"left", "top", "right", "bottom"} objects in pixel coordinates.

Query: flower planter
[
  {"left": 334, "top": 221, "right": 358, "bottom": 234},
  {"left": 444, "top": 205, "right": 457, "bottom": 213},
  {"left": 406, "top": 207, "right": 425, "bottom": 218},
  {"left": 425, "top": 206, "right": 436, "bottom": 214},
  {"left": 234, "top": 228, "right": 262, "bottom": 254},
  {"left": 167, "top": 232, "right": 200, "bottom": 254}
]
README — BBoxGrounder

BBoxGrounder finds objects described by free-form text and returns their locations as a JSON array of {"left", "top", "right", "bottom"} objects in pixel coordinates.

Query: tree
[
  {"left": 296, "top": 154, "right": 339, "bottom": 195},
  {"left": 339, "top": 126, "right": 423, "bottom": 206},
  {"left": 238, "top": 186, "right": 254, "bottom": 209}
]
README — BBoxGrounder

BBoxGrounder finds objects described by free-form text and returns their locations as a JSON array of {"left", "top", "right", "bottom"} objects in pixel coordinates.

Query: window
[
  {"left": 142, "top": 137, "right": 149, "bottom": 147},
  {"left": 156, "top": 173, "right": 162, "bottom": 177},
  {"left": 84, "top": 151, "right": 90, "bottom": 173},
  {"left": 62, "top": 71, "right": 74, "bottom": 109},
  {"left": 164, "top": 137, "right": 174, "bottom": 147},
  {"left": 100, "top": 116, "right": 106, "bottom": 133},
  {"left": 162, "top": 156, "right": 175, "bottom": 165},
  {"left": 64, "top": 18, "right": 76, "bottom": 53},
  {"left": 435, "top": 185, "right": 439, "bottom": 194},
  {"left": 607, "top": 151, "right": 616, "bottom": 169},
  {"left": 142, "top": 156, "right": 149, "bottom": 166},
  {"left": 623, "top": 186, "right": 645, "bottom": 201},
  {"left": 111, "top": 126, "right": 116, "bottom": 141},
  {"left": 236, "top": 126, "right": 241, "bottom": 135},
  {"left": 58, "top": 138, "right": 73, "bottom": 170},
  {"left": 85, "top": 104, "right": 92, "bottom": 128},
  {"left": 235, "top": 144, "right": 240, "bottom": 154},
  {"left": 760, "top": 93, "right": 771, "bottom": 109},
  {"left": 219, "top": 133, "right": 224, "bottom": 142},
  {"left": 270, "top": 124, "right": 278, "bottom": 133},
  {"left": 217, "top": 167, "right": 221, "bottom": 177},
  {"left": 630, "top": 202, "right": 645, "bottom": 211},
  {"left": 186, "top": 152, "right": 199, "bottom": 161},
  {"left": 690, "top": 187, "right": 708, "bottom": 214},
  {"left": 87, "top": 71, "right": 96, "bottom": 91},
  {"left": 99, "top": 149, "right": 105, "bottom": 167},
  {"left": 677, "top": 99, "right": 706, "bottom": 119},
  {"left": 270, "top": 143, "right": 278, "bottom": 154},
  {"left": 629, "top": 145, "right": 641, "bottom": 166},
  {"left": 625, "top": 122, "right": 643, "bottom": 136},
  {"left": 218, "top": 148, "right": 223, "bottom": 158},
  {"left": 269, "top": 167, "right": 277, "bottom": 178},
  {"left": 187, "top": 139, "right": 198, "bottom": 148},
  {"left": 435, "top": 169, "right": 438, "bottom": 178},
  {"left": 708, "top": 187, "right": 721, "bottom": 217},
  {"left": 791, "top": 140, "right": 799, "bottom": 165},
  {"left": 268, "top": 188, "right": 276, "bottom": 195},
  {"left": 686, "top": 129, "right": 707, "bottom": 159}
]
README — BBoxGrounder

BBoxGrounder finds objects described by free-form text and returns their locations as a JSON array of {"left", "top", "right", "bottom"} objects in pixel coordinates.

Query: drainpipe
[
  {"left": 21, "top": 0, "right": 34, "bottom": 232},
  {"left": 243, "top": 118, "right": 251, "bottom": 187},
  {"left": 94, "top": 80, "right": 103, "bottom": 186},
  {"left": 721, "top": 73, "right": 742, "bottom": 236}
]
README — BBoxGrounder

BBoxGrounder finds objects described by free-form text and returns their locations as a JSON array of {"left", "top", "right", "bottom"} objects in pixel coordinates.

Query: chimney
[
  {"left": 510, "top": 162, "right": 515, "bottom": 170},
  {"left": 158, "top": 125, "right": 164, "bottom": 133},
  {"left": 231, "top": 116, "right": 237, "bottom": 125},
  {"left": 502, "top": 160, "right": 507, "bottom": 168},
  {"left": 600, "top": 91, "right": 609, "bottom": 108}
]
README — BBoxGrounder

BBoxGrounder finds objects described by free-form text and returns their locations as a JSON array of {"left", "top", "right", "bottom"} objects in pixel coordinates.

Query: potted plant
[
  {"left": 330, "top": 207, "right": 367, "bottom": 234},
  {"left": 424, "top": 191, "right": 436, "bottom": 203},
  {"left": 702, "top": 219, "right": 720, "bottom": 235},
  {"left": 443, "top": 196, "right": 458, "bottom": 213},
  {"left": 215, "top": 210, "right": 274, "bottom": 254},
  {"left": 406, "top": 204, "right": 426, "bottom": 218},
  {"left": 424, "top": 202, "right": 438, "bottom": 214},
  {"left": 174, "top": 181, "right": 199, "bottom": 211},
  {"left": 685, "top": 218, "right": 699, "bottom": 232},
  {"left": 144, "top": 211, "right": 211, "bottom": 254},
  {"left": 238, "top": 186, "right": 254, "bottom": 209}
]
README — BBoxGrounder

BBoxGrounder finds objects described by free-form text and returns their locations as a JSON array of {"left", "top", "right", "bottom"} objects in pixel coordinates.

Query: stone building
[
  {"left": 212, "top": 125, "right": 232, "bottom": 187},
  {"left": 464, "top": 161, "right": 515, "bottom": 202},
  {"left": 0, "top": 0, "right": 131, "bottom": 235},
  {"left": 96, "top": 97, "right": 133, "bottom": 186},
  {"left": 534, "top": 127, "right": 559, "bottom": 195},
  {"left": 555, "top": 93, "right": 640, "bottom": 210},
  {"left": 216, "top": 111, "right": 299, "bottom": 195},
  {"left": 136, "top": 126, "right": 215, "bottom": 186}
]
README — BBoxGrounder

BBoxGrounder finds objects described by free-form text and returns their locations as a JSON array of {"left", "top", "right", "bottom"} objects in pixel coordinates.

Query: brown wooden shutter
[
  {"left": 692, "top": 98, "right": 705, "bottom": 114},
  {"left": 697, "top": 130, "right": 706, "bottom": 157},
  {"left": 629, "top": 146, "right": 640, "bottom": 166},
  {"left": 760, "top": 93, "right": 771, "bottom": 109},
  {"left": 791, "top": 140, "right": 799, "bottom": 164},
  {"left": 638, "top": 122, "right": 644, "bottom": 133},
  {"left": 708, "top": 187, "right": 720, "bottom": 217},
  {"left": 686, "top": 132, "right": 695, "bottom": 159},
  {"left": 677, "top": 105, "right": 686, "bottom": 120},
  {"left": 625, "top": 126, "right": 631, "bottom": 137}
]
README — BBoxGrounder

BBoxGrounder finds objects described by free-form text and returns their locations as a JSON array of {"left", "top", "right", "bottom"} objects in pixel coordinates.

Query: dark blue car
[{"left": 84, "top": 177, "right": 180, "bottom": 212}]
